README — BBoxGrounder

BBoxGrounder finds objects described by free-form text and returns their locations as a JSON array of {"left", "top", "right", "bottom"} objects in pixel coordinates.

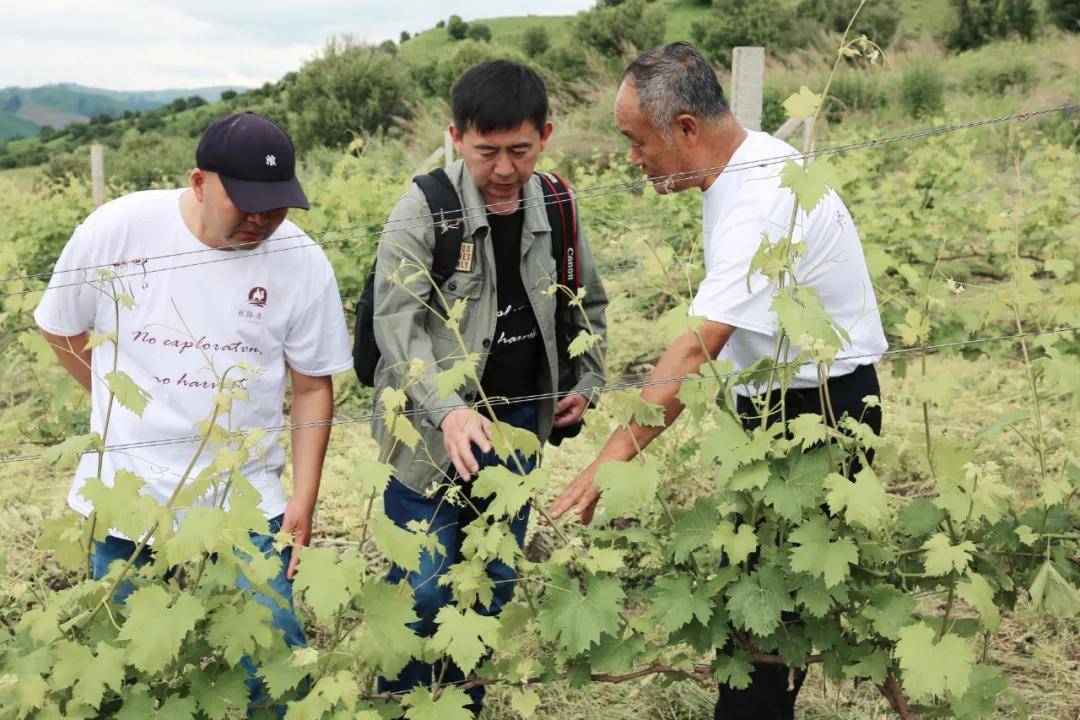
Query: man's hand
[
  {"left": 441, "top": 407, "right": 492, "bottom": 481},
  {"left": 282, "top": 499, "right": 314, "bottom": 580},
  {"left": 553, "top": 393, "right": 589, "bottom": 429},
  {"left": 544, "top": 462, "right": 602, "bottom": 525}
]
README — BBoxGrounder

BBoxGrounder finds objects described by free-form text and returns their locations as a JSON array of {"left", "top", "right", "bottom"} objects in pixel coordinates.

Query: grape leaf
[
  {"left": 895, "top": 622, "right": 975, "bottom": 701},
  {"left": 957, "top": 573, "right": 1000, "bottom": 632},
  {"left": 668, "top": 498, "right": 719, "bottom": 564},
  {"left": 763, "top": 448, "right": 829, "bottom": 521},
  {"left": 595, "top": 456, "right": 660, "bottom": 519},
  {"left": 357, "top": 582, "right": 423, "bottom": 677},
  {"left": 293, "top": 547, "right": 365, "bottom": 623},
  {"left": 710, "top": 521, "right": 758, "bottom": 565},
  {"left": 921, "top": 533, "right": 975, "bottom": 577},
  {"left": 726, "top": 566, "right": 794, "bottom": 637},
  {"left": 117, "top": 586, "right": 205, "bottom": 674},
  {"left": 823, "top": 466, "right": 889, "bottom": 531},
  {"left": 789, "top": 516, "right": 858, "bottom": 588},
  {"left": 1028, "top": 560, "right": 1079, "bottom": 617},
  {"left": 538, "top": 568, "right": 625, "bottom": 655},
  {"left": 649, "top": 575, "right": 712, "bottom": 632},
  {"left": 783, "top": 86, "right": 822, "bottom": 119},
  {"left": 430, "top": 606, "right": 501, "bottom": 674},
  {"left": 402, "top": 686, "right": 473, "bottom": 720},
  {"left": 780, "top": 158, "right": 841, "bottom": 212},
  {"left": 104, "top": 370, "right": 152, "bottom": 417},
  {"left": 42, "top": 432, "right": 102, "bottom": 468},
  {"left": 568, "top": 330, "right": 601, "bottom": 358}
]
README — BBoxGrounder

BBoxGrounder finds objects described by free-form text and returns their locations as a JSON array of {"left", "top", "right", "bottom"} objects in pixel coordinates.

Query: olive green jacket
[{"left": 371, "top": 159, "right": 608, "bottom": 493}]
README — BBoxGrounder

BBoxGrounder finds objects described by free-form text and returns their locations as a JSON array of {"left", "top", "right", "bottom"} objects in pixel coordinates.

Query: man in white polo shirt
[
  {"left": 34, "top": 112, "right": 352, "bottom": 683},
  {"left": 547, "top": 43, "right": 887, "bottom": 720}
]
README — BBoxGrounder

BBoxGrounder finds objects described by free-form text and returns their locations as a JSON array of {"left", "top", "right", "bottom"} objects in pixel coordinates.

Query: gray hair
[{"left": 623, "top": 42, "right": 730, "bottom": 141}]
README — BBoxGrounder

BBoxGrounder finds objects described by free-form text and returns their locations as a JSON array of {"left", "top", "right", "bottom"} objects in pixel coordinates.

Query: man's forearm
[
  {"left": 40, "top": 330, "right": 92, "bottom": 391},
  {"left": 290, "top": 382, "right": 334, "bottom": 508}
]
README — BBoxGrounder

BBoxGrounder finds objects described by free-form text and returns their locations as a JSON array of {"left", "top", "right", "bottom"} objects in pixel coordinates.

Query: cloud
[{"left": 0, "top": 1, "right": 593, "bottom": 90}]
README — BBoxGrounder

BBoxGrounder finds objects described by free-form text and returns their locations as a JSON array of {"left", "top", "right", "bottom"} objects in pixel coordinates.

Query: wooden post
[
  {"left": 443, "top": 130, "right": 454, "bottom": 169},
  {"left": 90, "top": 144, "right": 105, "bottom": 206},
  {"left": 730, "top": 46, "right": 765, "bottom": 131}
]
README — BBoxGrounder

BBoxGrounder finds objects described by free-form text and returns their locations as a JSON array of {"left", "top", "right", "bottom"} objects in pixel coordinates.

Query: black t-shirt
[{"left": 480, "top": 209, "right": 542, "bottom": 399}]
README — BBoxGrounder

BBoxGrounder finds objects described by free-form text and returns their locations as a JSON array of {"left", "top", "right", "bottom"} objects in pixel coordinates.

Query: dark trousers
[
  {"left": 377, "top": 402, "right": 539, "bottom": 715},
  {"left": 715, "top": 363, "right": 882, "bottom": 720}
]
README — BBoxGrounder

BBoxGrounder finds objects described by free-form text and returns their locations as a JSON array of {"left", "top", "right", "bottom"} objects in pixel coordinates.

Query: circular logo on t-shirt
[{"left": 248, "top": 286, "right": 268, "bottom": 307}]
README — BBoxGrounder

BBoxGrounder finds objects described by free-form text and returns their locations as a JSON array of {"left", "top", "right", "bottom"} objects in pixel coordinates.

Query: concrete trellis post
[
  {"left": 90, "top": 144, "right": 105, "bottom": 207},
  {"left": 730, "top": 46, "right": 765, "bottom": 132}
]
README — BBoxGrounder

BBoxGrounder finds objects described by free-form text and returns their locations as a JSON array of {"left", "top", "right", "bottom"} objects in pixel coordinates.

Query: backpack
[{"left": 353, "top": 169, "right": 582, "bottom": 420}]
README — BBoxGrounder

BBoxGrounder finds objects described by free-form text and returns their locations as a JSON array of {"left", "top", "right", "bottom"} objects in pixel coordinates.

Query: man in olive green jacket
[{"left": 369, "top": 60, "right": 607, "bottom": 714}]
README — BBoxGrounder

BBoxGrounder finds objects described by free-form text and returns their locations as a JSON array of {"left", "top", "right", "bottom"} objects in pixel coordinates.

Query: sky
[{"left": 1, "top": 0, "right": 595, "bottom": 91}]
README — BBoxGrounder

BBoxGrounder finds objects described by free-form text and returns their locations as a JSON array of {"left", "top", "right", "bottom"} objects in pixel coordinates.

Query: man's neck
[
  {"left": 698, "top": 120, "right": 749, "bottom": 193},
  {"left": 178, "top": 189, "right": 225, "bottom": 250}
]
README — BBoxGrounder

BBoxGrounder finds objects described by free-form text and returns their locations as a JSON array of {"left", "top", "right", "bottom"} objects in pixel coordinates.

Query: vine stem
[{"left": 878, "top": 669, "right": 919, "bottom": 720}]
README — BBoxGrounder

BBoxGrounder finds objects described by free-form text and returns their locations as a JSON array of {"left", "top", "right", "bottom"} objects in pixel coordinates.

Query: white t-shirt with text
[
  {"left": 690, "top": 131, "right": 888, "bottom": 395},
  {"left": 34, "top": 189, "right": 352, "bottom": 521}
]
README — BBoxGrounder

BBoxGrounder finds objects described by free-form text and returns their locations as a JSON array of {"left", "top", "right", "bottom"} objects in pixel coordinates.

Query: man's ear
[
  {"left": 448, "top": 122, "right": 466, "bottom": 155},
  {"left": 674, "top": 114, "right": 699, "bottom": 146},
  {"left": 540, "top": 120, "right": 554, "bottom": 143},
  {"left": 189, "top": 168, "right": 205, "bottom": 202}
]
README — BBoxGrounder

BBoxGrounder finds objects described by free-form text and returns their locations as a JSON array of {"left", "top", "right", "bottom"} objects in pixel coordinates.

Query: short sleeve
[
  {"left": 283, "top": 255, "right": 352, "bottom": 377},
  {"left": 690, "top": 218, "right": 784, "bottom": 335},
  {"left": 33, "top": 224, "right": 100, "bottom": 336}
]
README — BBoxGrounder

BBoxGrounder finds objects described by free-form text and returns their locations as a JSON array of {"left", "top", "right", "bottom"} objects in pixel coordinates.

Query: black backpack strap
[
  {"left": 412, "top": 167, "right": 465, "bottom": 288},
  {"left": 536, "top": 171, "right": 579, "bottom": 294}
]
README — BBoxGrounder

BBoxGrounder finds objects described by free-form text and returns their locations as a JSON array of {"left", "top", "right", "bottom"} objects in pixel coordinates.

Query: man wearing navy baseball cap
[{"left": 34, "top": 112, "right": 352, "bottom": 709}]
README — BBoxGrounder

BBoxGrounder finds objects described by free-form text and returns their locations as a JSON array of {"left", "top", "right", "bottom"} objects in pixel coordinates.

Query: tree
[
  {"left": 447, "top": 15, "right": 469, "bottom": 40},
  {"left": 400, "top": 30, "right": 411, "bottom": 43},
  {"left": 796, "top": 0, "right": 901, "bottom": 47},
  {"left": 1046, "top": 0, "right": 1080, "bottom": 31},
  {"left": 467, "top": 23, "right": 492, "bottom": 42},
  {"left": 287, "top": 39, "right": 417, "bottom": 148},
  {"left": 220, "top": 90, "right": 238, "bottom": 101},
  {"left": 522, "top": 26, "right": 550, "bottom": 57},
  {"left": 573, "top": 0, "right": 666, "bottom": 57},
  {"left": 946, "top": 0, "right": 1039, "bottom": 51},
  {"left": 692, "top": 0, "right": 797, "bottom": 66}
]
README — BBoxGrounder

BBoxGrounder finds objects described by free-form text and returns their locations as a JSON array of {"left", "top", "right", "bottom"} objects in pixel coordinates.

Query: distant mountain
[{"left": 0, "top": 83, "right": 248, "bottom": 141}]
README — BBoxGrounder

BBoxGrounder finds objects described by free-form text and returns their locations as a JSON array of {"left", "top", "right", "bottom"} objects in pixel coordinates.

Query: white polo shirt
[{"left": 689, "top": 131, "right": 887, "bottom": 395}]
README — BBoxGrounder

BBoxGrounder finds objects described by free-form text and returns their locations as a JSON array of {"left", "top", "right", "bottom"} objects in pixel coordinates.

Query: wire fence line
[
  {"left": 1, "top": 103, "right": 1073, "bottom": 297},
  {"left": 1, "top": 325, "right": 1074, "bottom": 465}
]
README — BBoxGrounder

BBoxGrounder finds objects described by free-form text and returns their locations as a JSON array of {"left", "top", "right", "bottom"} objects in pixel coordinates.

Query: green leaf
[
  {"left": 402, "top": 686, "right": 473, "bottom": 720},
  {"left": 934, "top": 461, "right": 1014, "bottom": 525},
  {"left": 104, "top": 370, "right": 152, "bottom": 416},
  {"left": 957, "top": 573, "right": 1000, "bottom": 632},
  {"left": 973, "top": 409, "right": 1030, "bottom": 445},
  {"left": 207, "top": 600, "right": 275, "bottom": 665},
  {"left": 594, "top": 456, "right": 660, "bottom": 519},
  {"left": 430, "top": 606, "right": 501, "bottom": 674},
  {"left": 897, "top": 498, "right": 944, "bottom": 538},
  {"left": 42, "top": 432, "right": 102, "bottom": 468},
  {"left": 710, "top": 521, "right": 758, "bottom": 565},
  {"left": 726, "top": 566, "right": 794, "bottom": 637},
  {"left": 283, "top": 670, "right": 358, "bottom": 720},
  {"left": 950, "top": 665, "right": 1010, "bottom": 720},
  {"left": 727, "top": 459, "right": 770, "bottom": 492},
  {"left": 387, "top": 409, "right": 421, "bottom": 451},
  {"left": 780, "top": 157, "right": 841, "bottom": 212},
  {"left": 783, "top": 85, "right": 822, "bottom": 119},
  {"left": 370, "top": 514, "right": 432, "bottom": 575},
  {"left": 434, "top": 357, "right": 478, "bottom": 399},
  {"left": 489, "top": 421, "right": 542, "bottom": 464},
  {"left": 472, "top": 465, "right": 544, "bottom": 519},
  {"left": 823, "top": 466, "right": 889, "bottom": 531},
  {"left": 789, "top": 516, "right": 858, "bottom": 588},
  {"left": 117, "top": 585, "right": 205, "bottom": 674},
  {"left": 668, "top": 498, "right": 719, "bottom": 564},
  {"left": 771, "top": 285, "right": 845, "bottom": 353},
  {"left": 85, "top": 331, "right": 118, "bottom": 351},
  {"left": 589, "top": 631, "right": 647, "bottom": 674},
  {"left": 538, "top": 568, "right": 624, "bottom": 655},
  {"left": 1028, "top": 560, "right": 1079, "bottom": 618},
  {"left": 921, "top": 533, "right": 975, "bottom": 577},
  {"left": 293, "top": 547, "right": 365, "bottom": 624},
  {"left": 649, "top": 575, "right": 712, "bottom": 632},
  {"left": 895, "top": 622, "right": 975, "bottom": 701},
  {"left": 863, "top": 586, "right": 917, "bottom": 641},
  {"left": 567, "top": 330, "right": 601, "bottom": 358},
  {"left": 72, "top": 642, "right": 125, "bottom": 708},
  {"left": 763, "top": 448, "right": 828, "bottom": 521},
  {"left": 357, "top": 582, "right": 423, "bottom": 677},
  {"left": 788, "top": 412, "right": 829, "bottom": 448},
  {"left": 509, "top": 688, "right": 541, "bottom": 718}
]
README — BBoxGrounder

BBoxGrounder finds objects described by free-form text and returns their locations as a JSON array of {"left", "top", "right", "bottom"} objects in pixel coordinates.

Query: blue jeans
[
  {"left": 377, "top": 402, "right": 539, "bottom": 714},
  {"left": 91, "top": 514, "right": 306, "bottom": 710}
]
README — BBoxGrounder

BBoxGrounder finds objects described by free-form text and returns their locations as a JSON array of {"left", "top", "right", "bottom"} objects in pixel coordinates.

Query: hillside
[{"left": 0, "top": 83, "right": 247, "bottom": 140}]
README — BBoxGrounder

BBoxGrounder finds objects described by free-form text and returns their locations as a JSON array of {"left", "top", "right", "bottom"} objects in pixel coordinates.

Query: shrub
[
  {"left": 969, "top": 57, "right": 1035, "bottom": 95},
  {"left": 574, "top": 0, "right": 666, "bottom": 57},
  {"left": 400, "top": 30, "right": 411, "bottom": 43},
  {"left": 826, "top": 70, "right": 885, "bottom": 120},
  {"left": 287, "top": 40, "right": 416, "bottom": 148},
  {"left": 219, "top": 90, "right": 238, "bottom": 101},
  {"left": 796, "top": 0, "right": 901, "bottom": 47},
  {"left": 467, "top": 23, "right": 492, "bottom": 42},
  {"left": 946, "top": 0, "right": 1039, "bottom": 51},
  {"left": 898, "top": 64, "right": 945, "bottom": 118},
  {"left": 522, "top": 26, "right": 550, "bottom": 57},
  {"left": 692, "top": 0, "right": 797, "bottom": 66},
  {"left": 436, "top": 20, "right": 446, "bottom": 28},
  {"left": 447, "top": 15, "right": 469, "bottom": 40},
  {"left": 1046, "top": 0, "right": 1080, "bottom": 31},
  {"left": 414, "top": 40, "right": 529, "bottom": 100}
]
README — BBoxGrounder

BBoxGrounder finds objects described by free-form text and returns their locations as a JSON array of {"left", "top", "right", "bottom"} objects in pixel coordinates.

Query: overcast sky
[{"left": 2, "top": 0, "right": 595, "bottom": 91}]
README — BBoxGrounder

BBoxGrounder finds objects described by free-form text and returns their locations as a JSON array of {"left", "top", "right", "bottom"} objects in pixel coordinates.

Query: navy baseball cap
[{"left": 195, "top": 111, "right": 309, "bottom": 213}]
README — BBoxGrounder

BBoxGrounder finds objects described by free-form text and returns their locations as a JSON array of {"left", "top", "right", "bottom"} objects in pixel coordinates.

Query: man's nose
[
  {"left": 247, "top": 212, "right": 269, "bottom": 226},
  {"left": 494, "top": 152, "right": 514, "bottom": 177}
]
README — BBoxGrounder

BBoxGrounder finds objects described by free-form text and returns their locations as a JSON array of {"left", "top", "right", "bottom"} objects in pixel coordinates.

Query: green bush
[
  {"left": 573, "top": 0, "right": 666, "bottom": 57},
  {"left": 467, "top": 23, "right": 492, "bottom": 42},
  {"left": 400, "top": 30, "right": 411, "bottom": 43},
  {"left": 897, "top": 64, "right": 945, "bottom": 118},
  {"left": 969, "top": 57, "right": 1035, "bottom": 95},
  {"left": 692, "top": 0, "right": 797, "bottom": 66},
  {"left": 522, "top": 26, "right": 550, "bottom": 57},
  {"left": 1046, "top": 0, "right": 1080, "bottom": 31},
  {"left": 826, "top": 70, "right": 886, "bottom": 120},
  {"left": 414, "top": 40, "right": 528, "bottom": 100},
  {"left": 796, "top": 0, "right": 901, "bottom": 47},
  {"left": 287, "top": 40, "right": 416, "bottom": 148},
  {"left": 946, "top": 0, "right": 1039, "bottom": 51},
  {"left": 447, "top": 14, "right": 469, "bottom": 40}
]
